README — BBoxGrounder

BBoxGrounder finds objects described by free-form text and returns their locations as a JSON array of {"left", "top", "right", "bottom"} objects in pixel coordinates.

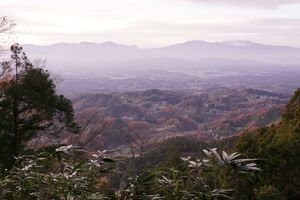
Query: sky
[{"left": 1, "top": 0, "right": 300, "bottom": 47}]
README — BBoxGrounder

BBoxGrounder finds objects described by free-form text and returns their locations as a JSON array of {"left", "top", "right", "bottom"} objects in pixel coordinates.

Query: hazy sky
[{"left": 1, "top": 0, "right": 300, "bottom": 47}]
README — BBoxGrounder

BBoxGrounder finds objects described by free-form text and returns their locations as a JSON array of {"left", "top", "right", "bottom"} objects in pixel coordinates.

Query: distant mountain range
[{"left": 22, "top": 40, "right": 300, "bottom": 75}]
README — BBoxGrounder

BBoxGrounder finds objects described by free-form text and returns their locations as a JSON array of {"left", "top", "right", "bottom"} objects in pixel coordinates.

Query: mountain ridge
[
  {"left": 21, "top": 39, "right": 300, "bottom": 76},
  {"left": 22, "top": 40, "right": 300, "bottom": 50}
]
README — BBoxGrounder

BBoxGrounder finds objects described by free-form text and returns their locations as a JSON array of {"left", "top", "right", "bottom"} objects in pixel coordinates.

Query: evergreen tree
[{"left": 0, "top": 44, "right": 79, "bottom": 169}]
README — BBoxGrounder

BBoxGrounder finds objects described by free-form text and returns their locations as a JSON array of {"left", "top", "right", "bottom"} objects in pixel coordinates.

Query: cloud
[
  {"left": 127, "top": 17, "right": 300, "bottom": 47},
  {"left": 9, "top": 16, "right": 300, "bottom": 47},
  {"left": 183, "top": 0, "right": 300, "bottom": 8},
  {"left": 1, "top": 0, "right": 300, "bottom": 47}
]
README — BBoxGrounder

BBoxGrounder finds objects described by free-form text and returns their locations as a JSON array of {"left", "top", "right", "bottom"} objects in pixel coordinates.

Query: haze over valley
[
  {"left": 20, "top": 40, "right": 300, "bottom": 151},
  {"left": 23, "top": 40, "right": 300, "bottom": 95},
  {"left": 18, "top": 39, "right": 300, "bottom": 155}
]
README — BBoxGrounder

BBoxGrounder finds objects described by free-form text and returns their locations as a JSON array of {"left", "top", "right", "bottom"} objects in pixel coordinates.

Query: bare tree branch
[{"left": 0, "top": 16, "right": 15, "bottom": 53}]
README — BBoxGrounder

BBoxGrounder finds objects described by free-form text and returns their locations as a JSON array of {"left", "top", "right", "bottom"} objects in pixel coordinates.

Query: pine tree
[{"left": 0, "top": 44, "right": 79, "bottom": 169}]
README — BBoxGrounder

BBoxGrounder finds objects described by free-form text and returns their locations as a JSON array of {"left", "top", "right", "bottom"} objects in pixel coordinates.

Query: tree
[
  {"left": 0, "top": 16, "right": 15, "bottom": 34},
  {"left": 0, "top": 16, "right": 15, "bottom": 53},
  {"left": 0, "top": 16, "right": 15, "bottom": 78},
  {"left": 0, "top": 44, "right": 79, "bottom": 169}
]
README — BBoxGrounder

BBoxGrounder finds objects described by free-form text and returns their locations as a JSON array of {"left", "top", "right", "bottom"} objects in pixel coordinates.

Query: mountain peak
[
  {"left": 219, "top": 40, "right": 258, "bottom": 47},
  {"left": 99, "top": 41, "right": 139, "bottom": 49},
  {"left": 101, "top": 41, "right": 119, "bottom": 45},
  {"left": 178, "top": 40, "right": 210, "bottom": 46}
]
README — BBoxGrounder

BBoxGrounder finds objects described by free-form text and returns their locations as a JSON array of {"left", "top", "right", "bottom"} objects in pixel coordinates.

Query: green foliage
[
  {"left": 137, "top": 137, "right": 210, "bottom": 170},
  {"left": 0, "top": 44, "right": 79, "bottom": 169},
  {"left": 0, "top": 145, "right": 114, "bottom": 200},
  {"left": 120, "top": 171, "right": 158, "bottom": 199},
  {"left": 119, "top": 148, "right": 260, "bottom": 200},
  {"left": 236, "top": 88, "right": 300, "bottom": 199}
]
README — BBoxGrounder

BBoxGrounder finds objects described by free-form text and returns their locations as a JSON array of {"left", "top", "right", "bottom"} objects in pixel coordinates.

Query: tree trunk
[
  {"left": 13, "top": 95, "right": 19, "bottom": 157},
  {"left": 12, "top": 58, "right": 19, "bottom": 157}
]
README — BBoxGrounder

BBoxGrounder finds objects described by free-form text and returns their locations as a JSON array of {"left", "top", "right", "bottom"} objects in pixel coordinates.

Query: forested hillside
[
  {"left": 71, "top": 88, "right": 287, "bottom": 153},
  {"left": 236, "top": 88, "right": 300, "bottom": 199},
  {"left": 0, "top": 86, "right": 299, "bottom": 199}
]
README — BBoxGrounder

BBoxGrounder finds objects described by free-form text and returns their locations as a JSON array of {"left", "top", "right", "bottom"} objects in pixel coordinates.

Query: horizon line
[{"left": 21, "top": 39, "right": 300, "bottom": 49}]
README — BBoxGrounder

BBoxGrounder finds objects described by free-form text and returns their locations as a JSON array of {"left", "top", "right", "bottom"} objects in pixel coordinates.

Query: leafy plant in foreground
[
  {"left": 120, "top": 148, "right": 260, "bottom": 200},
  {"left": 0, "top": 145, "right": 114, "bottom": 200}
]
